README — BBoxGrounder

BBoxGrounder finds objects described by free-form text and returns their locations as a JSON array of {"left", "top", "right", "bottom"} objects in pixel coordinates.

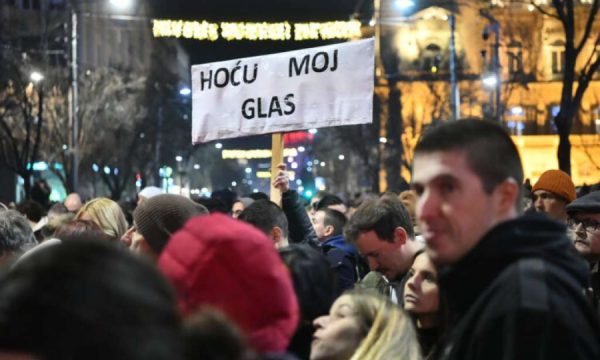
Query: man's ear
[
  {"left": 324, "top": 224, "right": 334, "bottom": 237},
  {"left": 494, "top": 178, "right": 520, "bottom": 216},
  {"left": 393, "top": 227, "right": 408, "bottom": 246},
  {"left": 271, "top": 226, "right": 284, "bottom": 246}
]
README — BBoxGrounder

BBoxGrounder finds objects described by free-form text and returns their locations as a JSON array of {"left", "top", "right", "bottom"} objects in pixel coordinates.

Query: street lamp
[
  {"left": 108, "top": 0, "right": 134, "bottom": 11},
  {"left": 30, "top": 71, "right": 44, "bottom": 83},
  {"left": 69, "top": 0, "right": 137, "bottom": 193},
  {"left": 480, "top": 9, "right": 501, "bottom": 123},
  {"left": 179, "top": 86, "right": 191, "bottom": 96},
  {"left": 394, "top": 0, "right": 415, "bottom": 10},
  {"left": 482, "top": 73, "right": 498, "bottom": 88}
]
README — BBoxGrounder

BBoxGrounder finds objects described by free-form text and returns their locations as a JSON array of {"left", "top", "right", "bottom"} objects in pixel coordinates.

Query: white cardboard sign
[{"left": 191, "top": 38, "right": 374, "bottom": 143}]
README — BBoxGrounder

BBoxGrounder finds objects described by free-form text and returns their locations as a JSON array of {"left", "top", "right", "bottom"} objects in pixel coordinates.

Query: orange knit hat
[{"left": 532, "top": 169, "right": 576, "bottom": 203}]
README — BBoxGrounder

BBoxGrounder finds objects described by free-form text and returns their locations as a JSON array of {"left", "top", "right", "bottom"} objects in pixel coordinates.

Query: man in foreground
[{"left": 412, "top": 119, "right": 600, "bottom": 359}]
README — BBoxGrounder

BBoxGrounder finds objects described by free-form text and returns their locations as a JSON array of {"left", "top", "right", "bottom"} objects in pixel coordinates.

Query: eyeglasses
[{"left": 567, "top": 218, "right": 600, "bottom": 232}]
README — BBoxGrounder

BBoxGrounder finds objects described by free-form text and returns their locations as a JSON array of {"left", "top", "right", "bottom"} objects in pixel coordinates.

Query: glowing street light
[
  {"left": 179, "top": 87, "right": 191, "bottom": 96},
  {"left": 482, "top": 74, "right": 498, "bottom": 88},
  {"left": 175, "top": 155, "right": 183, "bottom": 162},
  {"left": 109, "top": 0, "right": 134, "bottom": 11},
  {"left": 394, "top": 0, "right": 415, "bottom": 10},
  {"left": 30, "top": 71, "right": 44, "bottom": 83}
]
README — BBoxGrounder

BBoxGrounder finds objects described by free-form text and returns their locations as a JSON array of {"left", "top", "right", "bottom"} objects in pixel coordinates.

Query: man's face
[
  {"left": 568, "top": 213, "right": 600, "bottom": 261},
  {"left": 412, "top": 150, "right": 505, "bottom": 265},
  {"left": 231, "top": 202, "right": 245, "bottom": 218},
  {"left": 129, "top": 225, "right": 157, "bottom": 260},
  {"left": 532, "top": 190, "right": 568, "bottom": 222},
  {"left": 354, "top": 230, "right": 407, "bottom": 281},
  {"left": 312, "top": 210, "right": 328, "bottom": 240}
]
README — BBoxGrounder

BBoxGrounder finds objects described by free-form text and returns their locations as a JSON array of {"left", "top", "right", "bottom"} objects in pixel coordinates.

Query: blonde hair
[
  {"left": 76, "top": 198, "right": 128, "bottom": 240},
  {"left": 348, "top": 290, "right": 422, "bottom": 360}
]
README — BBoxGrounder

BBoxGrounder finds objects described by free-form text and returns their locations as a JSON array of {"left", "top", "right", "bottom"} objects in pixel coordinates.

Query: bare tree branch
[
  {"left": 551, "top": 0, "right": 568, "bottom": 23},
  {"left": 532, "top": 1, "right": 560, "bottom": 19},
  {"left": 576, "top": 0, "right": 600, "bottom": 55}
]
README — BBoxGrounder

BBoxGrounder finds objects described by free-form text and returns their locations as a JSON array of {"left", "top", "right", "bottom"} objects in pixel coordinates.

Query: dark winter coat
[
  {"left": 281, "top": 190, "right": 319, "bottom": 249},
  {"left": 435, "top": 213, "right": 600, "bottom": 360}
]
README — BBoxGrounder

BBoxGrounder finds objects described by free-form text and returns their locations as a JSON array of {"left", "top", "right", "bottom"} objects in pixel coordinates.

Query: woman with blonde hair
[
  {"left": 76, "top": 198, "right": 128, "bottom": 241},
  {"left": 311, "top": 289, "right": 422, "bottom": 360}
]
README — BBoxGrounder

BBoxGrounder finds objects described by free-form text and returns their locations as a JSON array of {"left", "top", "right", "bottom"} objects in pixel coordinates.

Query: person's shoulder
[
  {"left": 487, "top": 257, "right": 588, "bottom": 313},
  {"left": 357, "top": 271, "right": 387, "bottom": 289}
]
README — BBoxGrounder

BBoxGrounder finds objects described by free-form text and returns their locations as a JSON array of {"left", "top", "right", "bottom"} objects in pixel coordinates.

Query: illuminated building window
[
  {"left": 507, "top": 41, "right": 522, "bottom": 75},
  {"left": 422, "top": 43, "right": 443, "bottom": 74},
  {"left": 550, "top": 40, "right": 565, "bottom": 74},
  {"left": 592, "top": 106, "right": 600, "bottom": 134},
  {"left": 546, "top": 105, "right": 560, "bottom": 133}
]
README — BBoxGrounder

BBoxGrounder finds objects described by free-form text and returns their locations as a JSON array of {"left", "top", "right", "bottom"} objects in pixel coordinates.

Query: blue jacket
[{"left": 322, "top": 235, "right": 359, "bottom": 290}]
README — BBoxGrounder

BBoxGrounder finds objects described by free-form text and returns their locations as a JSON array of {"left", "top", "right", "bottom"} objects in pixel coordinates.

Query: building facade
[{"left": 373, "top": 0, "right": 600, "bottom": 186}]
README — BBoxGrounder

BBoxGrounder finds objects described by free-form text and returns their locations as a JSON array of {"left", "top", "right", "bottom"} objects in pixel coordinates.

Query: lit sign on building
[{"left": 152, "top": 19, "right": 362, "bottom": 41}]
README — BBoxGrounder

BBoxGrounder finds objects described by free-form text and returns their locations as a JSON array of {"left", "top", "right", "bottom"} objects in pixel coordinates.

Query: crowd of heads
[{"left": 0, "top": 118, "right": 599, "bottom": 359}]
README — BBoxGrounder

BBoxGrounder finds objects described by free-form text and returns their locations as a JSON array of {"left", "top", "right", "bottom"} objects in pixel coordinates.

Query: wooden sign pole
[{"left": 270, "top": 133, "right": 284, "bottom": 206}]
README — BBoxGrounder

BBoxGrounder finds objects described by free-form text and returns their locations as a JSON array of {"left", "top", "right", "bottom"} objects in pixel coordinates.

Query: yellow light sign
[
  {"left": 152, "top": 19, "right": 362, "bottom": 41},
  {"left": 222, "top": 148, "right": 298, "bottom": 160},
  {"left": 152, "top": 20, "right": 219, "bottom": 41},
  {"left": 256, "top": 171, "right": 296, "bottom": 180},
  {"left": 294, "top": 21, "right": 362, "bottom": 41},
  {"left": 221, "top": 22, "right": 292, "bottom": 41}
]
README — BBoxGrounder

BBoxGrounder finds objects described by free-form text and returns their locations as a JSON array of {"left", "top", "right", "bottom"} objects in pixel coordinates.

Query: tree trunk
[
  {"left": 556, "top": 115, "right": 572, "bottom": 175},
  {"left": 22, "top": 171, "right": 32, "bottom": 199},
  {"left": 384, "top": 80, "right": 403, "bottom": 193}
]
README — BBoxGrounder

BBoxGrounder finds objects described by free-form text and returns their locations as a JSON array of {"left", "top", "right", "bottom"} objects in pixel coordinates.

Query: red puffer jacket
[{"left": 158, "top": 213, "right": 299, "bottom": 354}]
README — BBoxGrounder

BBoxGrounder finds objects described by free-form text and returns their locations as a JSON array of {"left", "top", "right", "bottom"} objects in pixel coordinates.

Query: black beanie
[{"left": 133, "top": 194, "right": 208, "bottom": 254}]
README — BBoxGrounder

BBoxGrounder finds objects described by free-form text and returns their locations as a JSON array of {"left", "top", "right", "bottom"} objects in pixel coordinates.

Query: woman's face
[
  {"left": 310, "top": 295, "right": 364, "bottom": 360},
  {"left": 404, "top": 253, "right": 440, "bottom": 315}
]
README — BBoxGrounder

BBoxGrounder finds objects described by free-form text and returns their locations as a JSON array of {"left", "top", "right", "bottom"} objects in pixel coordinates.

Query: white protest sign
[{"left": 191, "top": 38, "right": 374, "bottom": 143}]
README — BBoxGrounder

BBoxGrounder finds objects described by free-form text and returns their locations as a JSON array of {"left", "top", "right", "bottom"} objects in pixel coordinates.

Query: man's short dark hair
[
  {"left": 344, "top": 195, "right": 414, "bottom": 244},
  {"left": 414, "top": 118, "right": 524, "bottom": 209},
  {"left": 238, "top": 200, "right": 289, "bottom": 238},
  {"left": 320, "top": 209, "right": 347, "bottom": 237},
  {"left": 315, "top": 194, "right": 344, "bottom": 211}
]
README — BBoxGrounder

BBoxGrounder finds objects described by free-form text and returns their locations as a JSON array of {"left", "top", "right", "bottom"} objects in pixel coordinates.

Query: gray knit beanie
[{"left": 133, "top": 194, "right": 208, "bottom": 254}]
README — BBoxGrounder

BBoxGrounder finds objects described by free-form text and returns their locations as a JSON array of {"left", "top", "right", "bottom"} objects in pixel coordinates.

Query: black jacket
[
  {"left": 281, "top": 190, "right": 319, "bottom": 249},
  {"left": 435, "top": 214, "right": 600, "bottom": 360}
]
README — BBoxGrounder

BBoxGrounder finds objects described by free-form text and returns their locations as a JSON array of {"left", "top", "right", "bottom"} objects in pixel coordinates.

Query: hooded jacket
[
  {"left": 158, "top": 213, "right": 299, "bottom": 354},
  {"left": 322, "top": 234, "right": 360, "bottom": 290},
  {"left": 436, "top": 214, "right": 600, "bottom": 360}
]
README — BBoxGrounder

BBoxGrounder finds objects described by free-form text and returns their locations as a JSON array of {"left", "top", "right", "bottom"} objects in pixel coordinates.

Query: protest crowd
[{"left": 0, "top": 119, "right": 599, "bottom": 360}]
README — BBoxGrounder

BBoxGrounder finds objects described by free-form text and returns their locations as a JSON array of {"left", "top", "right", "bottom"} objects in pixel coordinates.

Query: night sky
[{"left": 150, "top": 0, "right": 369, "bottom": 64}]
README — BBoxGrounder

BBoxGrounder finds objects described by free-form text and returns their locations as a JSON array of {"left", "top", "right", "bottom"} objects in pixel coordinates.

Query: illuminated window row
[{"left": 152, "top": 19, "right": 362, "bottom": 41}]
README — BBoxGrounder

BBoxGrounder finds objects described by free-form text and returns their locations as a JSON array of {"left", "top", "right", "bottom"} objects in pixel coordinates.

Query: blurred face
[
  {"left": 354, "top": 229, "right": 407, "bottom": 281},
  {"left": 532, "top": 190, "right": 568, "bottom": 222},
  {"left": 310, "top": 295, "right": 364, "bottom": 360},
  {"left": 413, "top": 150, "right": 506, "bottom": 265},
  {"left": 231, "top": 202, "right": 245, "bottom": 218},
  {"left": 568, "top": 213, "right": 600, "bottom": 261},
  {"left": 312, "top": 210, "right": 328, "bottom": 240},
  {"left": 129, "top": 225, "right": 157, "bottom": 260},
  {"left": 404, "top": 253, "right": 440, "bottom": 316},
  {"left": 120, "top": 226, "right": 135, "bottom": 247}
]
